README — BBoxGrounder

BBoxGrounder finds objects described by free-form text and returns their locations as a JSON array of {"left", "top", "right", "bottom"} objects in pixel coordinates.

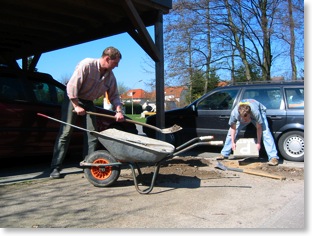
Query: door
[
  {"left": 241, "top": 87, "right": 286, "bottom": 137},
  {"left": 196, "top": 89, "right": 240, "bottom": 140}
]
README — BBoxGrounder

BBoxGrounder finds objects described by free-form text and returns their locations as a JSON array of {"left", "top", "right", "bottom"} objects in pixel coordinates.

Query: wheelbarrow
[{"left": 37, "top": 113, "right": 223, "bottom": 194}]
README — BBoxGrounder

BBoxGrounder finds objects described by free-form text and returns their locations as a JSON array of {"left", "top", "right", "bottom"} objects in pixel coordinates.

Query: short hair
[
  {"left": 238, "top": 104, "right": 251, "bottom": 117},
  {"left": 102, "top": 46, "right": 122, "bottom": 60}
]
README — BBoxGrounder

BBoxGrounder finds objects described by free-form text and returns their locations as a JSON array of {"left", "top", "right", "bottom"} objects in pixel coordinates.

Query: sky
[
  {"left": 25, "top": 27, "right": 155, "bottom": 92},
  {"left": 16, "top": 19, "right": 304, "bottom": 93}
]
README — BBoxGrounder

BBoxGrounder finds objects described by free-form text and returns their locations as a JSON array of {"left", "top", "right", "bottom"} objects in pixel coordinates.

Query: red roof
[
  {"left": 165, "top": 86, "right": 187, "bottom": 98},
  {"left": 121, "top": 86, "right": 188, "bottom": 101},
  {"left": 120, "top": 89, "right": 148, "bottom": 99}
]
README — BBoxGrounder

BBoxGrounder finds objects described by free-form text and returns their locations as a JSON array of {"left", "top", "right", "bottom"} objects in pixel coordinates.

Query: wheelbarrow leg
[
  {"left": 134, "top": 163, "right": 143, "bottom": 176},
  {"left": 128, "top": 163, "right": 161, "bottom": 194}
]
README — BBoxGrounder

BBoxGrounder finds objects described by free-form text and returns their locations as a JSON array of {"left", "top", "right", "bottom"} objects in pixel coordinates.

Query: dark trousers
[{"left": 51, "top": 96, "right": 97, "bottom": 170}]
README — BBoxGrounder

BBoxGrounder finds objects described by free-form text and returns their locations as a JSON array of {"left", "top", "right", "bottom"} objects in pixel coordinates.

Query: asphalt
[{"left": 0, "top": 125, "right": 305, "bottom": 230}]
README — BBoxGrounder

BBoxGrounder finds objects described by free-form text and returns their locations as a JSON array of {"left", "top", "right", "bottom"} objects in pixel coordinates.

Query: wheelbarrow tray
[{"left": 91, "top": 129, "right": 175, "bottom": 163}]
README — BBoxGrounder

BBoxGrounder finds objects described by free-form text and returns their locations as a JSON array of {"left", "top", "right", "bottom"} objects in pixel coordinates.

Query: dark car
[
  {"left": 143, "top": 81, "right": 304, "bottom": 162},
  {"left": 0, "top": 66, "right": 138, "bottom": 159}
]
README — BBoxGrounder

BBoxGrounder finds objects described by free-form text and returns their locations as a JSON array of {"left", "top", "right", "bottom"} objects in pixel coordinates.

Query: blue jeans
[
  {"left": 51, "top": 96, "right": 98, "bottom": 170},
  {"left": 221, "top": 111, "right": 279, "bottom": 161}
]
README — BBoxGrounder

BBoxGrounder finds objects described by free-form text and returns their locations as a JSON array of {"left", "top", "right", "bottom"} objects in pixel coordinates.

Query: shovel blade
[
  {"left": 215, "top": 161, "right": 227, "bottom": 171},
  {"left": 215, "top": 161, "right": 244, "bottom": 173},
  {"left": 160, "top": 124, "right": 183, "bottom": 134}
]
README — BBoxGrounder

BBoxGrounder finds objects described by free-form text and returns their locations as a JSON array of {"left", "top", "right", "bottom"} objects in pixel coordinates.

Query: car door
[
  {"left": 241, "top": 87, "right": 286, "bottom": 138},
  {"left": 0, "top": 75, "right": 31, "bottom": 157},
  {"left": 195, "top": 88, "right": 240, "bottom": 140},
  {"left": 284, "top": 86, "right": 304, "bottom": 128},
  {"left": 27, "top": 77, "right": 85, "bottom": 155},
  {"left": 27, "top": 79, "right": 65, "bottom": 153}
]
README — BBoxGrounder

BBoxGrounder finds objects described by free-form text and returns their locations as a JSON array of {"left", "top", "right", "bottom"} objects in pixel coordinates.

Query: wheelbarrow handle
[{"left": 199, "top": 136, "right": 214, "bottom": 141}]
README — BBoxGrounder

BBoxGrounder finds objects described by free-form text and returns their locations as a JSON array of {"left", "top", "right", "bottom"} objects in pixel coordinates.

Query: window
[
  {"left": 285, "top": 88, "right": 304, "bottom": 109},
  {"left": 55, "top": 86, "right": 65, "bottom": 104},
  {"left": 0, "top": 77, "right": 25, "bottom": 101},
  {"left": 242, "top": 88, "right": 282, "bottom": 109},
  {"left": 198, "top": 89, "right": 239, "bottom": 110},
  {"left": 31, "top": 81, "right": 65, "bottom": 105},
  {"left": 32, "top": 82, "right": 52, "bottom": 103}
]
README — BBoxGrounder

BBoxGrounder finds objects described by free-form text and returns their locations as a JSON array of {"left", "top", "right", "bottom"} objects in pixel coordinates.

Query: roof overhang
[{"left": 0, "top": 0, "right": 172, "bottom": 67}]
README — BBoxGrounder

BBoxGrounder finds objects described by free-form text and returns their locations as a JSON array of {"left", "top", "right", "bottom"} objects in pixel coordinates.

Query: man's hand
[
  {"left": 73, "top": 106, "right": 86, "bottom": 116},
  {"left": 115, "top": 112, "right": 124, "bottom": 122}
]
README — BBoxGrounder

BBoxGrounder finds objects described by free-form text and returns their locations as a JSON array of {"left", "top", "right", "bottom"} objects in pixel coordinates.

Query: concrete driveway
[{"left": 0, "top": 146, "right": 304, "bottom": 229}]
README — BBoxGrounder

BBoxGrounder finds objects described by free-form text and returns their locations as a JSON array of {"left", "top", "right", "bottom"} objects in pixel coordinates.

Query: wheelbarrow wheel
[{"left": 83, "top": 150, "right": 120, "bottom": 187}]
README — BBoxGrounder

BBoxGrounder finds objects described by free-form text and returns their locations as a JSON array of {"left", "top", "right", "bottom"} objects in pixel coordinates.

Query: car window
[
  {"left": 32, "top": 82, "right": 52, "bottom": 103},
  {"left": 197, "top": 89, "right": 239, "bottom": 110},
  {"left": 242, "top": 88, "right": 282, "bottom": 109},
  {"left": 56, "top": 86, "right": 65, "bottom": 104},
  {"left": 0, "top": 76, "right": 26, "bottom": 101},
  {"left": 285, "top": 87, "right": 304, "bottom": 109},
  {"left": 31, "top": 81, "right": 65, "bottom": 105}
]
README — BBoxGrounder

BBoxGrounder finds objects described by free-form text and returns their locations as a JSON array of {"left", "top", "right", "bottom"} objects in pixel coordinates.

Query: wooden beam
[
  {"left": 122, "top": 0, "right": 161, "bottom": 62},
  {"left": 28, "top": 53, "right": 41, "bottom": 71},
  {"left": 155, "top": 11, "right": 165, "bottom": 140}
]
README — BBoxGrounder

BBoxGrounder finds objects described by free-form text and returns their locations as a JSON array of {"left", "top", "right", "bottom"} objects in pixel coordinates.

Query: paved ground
[
  {"left": 0, "top": 126, "right": 306, "bottom": 231},
  {"left": 0, "top": 145, "right": 305, "bottom": 230}
]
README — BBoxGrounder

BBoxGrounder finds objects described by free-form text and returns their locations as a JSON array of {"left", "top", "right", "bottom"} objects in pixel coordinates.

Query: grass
[{"left": 125, "top": 114, "right": 146, "bottom": 123}]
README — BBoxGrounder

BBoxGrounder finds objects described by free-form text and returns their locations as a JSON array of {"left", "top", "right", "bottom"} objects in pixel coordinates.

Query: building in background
[{"left": 120, "top": 86, "right": 188, "bottom": 111}]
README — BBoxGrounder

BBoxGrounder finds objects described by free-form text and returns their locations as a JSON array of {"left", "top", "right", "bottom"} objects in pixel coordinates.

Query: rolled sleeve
[{"left": 107, "top": 76, "right": 122, "bottom": 107}]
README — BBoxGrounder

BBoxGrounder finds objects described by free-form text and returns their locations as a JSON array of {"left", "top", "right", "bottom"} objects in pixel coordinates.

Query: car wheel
[
  {"left": 83, "top": 150, "right": 120, "bottom": 187},
  {"left": 278, "top": 131, "right": 304, "bottom": 162}
]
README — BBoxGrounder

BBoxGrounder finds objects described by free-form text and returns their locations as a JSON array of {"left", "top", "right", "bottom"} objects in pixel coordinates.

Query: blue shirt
[{"left": 229, "top": 99, "right": 266, "bottom": 126}]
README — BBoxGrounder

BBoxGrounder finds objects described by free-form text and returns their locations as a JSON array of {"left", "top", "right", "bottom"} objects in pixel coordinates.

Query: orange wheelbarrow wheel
[{"left": 83, "top": 150, "right": 120, "bottom": 187}]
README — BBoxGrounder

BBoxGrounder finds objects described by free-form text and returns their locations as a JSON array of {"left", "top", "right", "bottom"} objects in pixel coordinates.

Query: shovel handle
[
  {"left": 85, "top": 111, "right": 165, "bottom": 133},
  {"left": 243, "top": 169, "right": 286, "bottom": 180},
  {"left": 220, "top": 163, "right": 286, "bottom": 180}
]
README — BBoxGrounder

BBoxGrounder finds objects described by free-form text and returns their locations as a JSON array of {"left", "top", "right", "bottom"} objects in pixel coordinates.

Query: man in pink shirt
[{"left": 50, "top": 46, "right": 124, "bottom": 179}]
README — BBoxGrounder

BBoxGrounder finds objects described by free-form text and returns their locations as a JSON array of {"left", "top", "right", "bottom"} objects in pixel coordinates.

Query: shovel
[
  {"left": 215, "top": 161, "right": 286, "bottom": 180},
  {"left": 85, "top": 111, "right": 182, "bottom": 134}
]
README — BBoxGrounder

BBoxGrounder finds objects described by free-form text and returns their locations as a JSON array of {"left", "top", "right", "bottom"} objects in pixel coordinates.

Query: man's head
[
  {"left": 102, "top": 46, "right": 122, "bottom": 60},
  {"left": 101, "top": 46, "right": 122, "bottom": 70},
  {"left": 238, "top": 103, "right": 251, "bottom": 122}
]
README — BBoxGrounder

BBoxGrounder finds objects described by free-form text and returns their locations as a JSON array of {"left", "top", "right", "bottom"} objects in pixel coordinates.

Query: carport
[{"left": 0, "top": 0, "right": 172, "bottom": 137}]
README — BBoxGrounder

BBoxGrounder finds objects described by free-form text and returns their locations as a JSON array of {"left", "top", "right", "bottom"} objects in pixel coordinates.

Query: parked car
[
  {"left": 0, "top": 66, "right": 138, "bottom": 159},
  {"left": 143, "top": 81, "right": 304, "bottom": 162}
]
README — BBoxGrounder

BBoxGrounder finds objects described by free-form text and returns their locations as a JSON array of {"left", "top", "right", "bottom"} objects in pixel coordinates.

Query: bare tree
[
  {"left": 164, "top": 1, "right": 197, "bottom": 89},
  {"left": 163, "top": 0, "right": 304, "bottom": 86},
  {"left": 287, "top": 0, "right": 297, "bottom": 80},
  {"left": 60, "top": 73, "right": 71, "bottom": 85},
  {"left": 224, "top": 0, "right": 253, "bottom": 81}
]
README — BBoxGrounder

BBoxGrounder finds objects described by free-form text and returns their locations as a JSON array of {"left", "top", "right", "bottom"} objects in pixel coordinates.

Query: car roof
[
  {"left": 189, "top": 80, "right": 304, "bottom": 106},
  {"left": 0, "top": 65, "right": 65, "bottom": 88},
  {"left": 222, "top": 80, "right": 304, "bottom": 89}
]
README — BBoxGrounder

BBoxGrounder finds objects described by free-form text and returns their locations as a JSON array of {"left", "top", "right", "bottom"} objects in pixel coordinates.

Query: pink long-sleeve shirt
[{"left": 66, "top": 58, "right": 122, "bottom": 107}]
